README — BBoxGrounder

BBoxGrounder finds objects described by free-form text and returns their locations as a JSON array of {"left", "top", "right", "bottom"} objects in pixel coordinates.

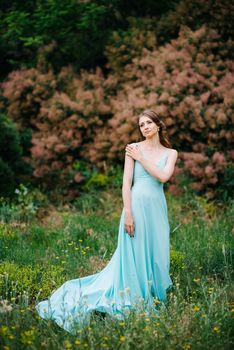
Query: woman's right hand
[{"left": 124, "top": 212, "right": 135, "bottom": 237}]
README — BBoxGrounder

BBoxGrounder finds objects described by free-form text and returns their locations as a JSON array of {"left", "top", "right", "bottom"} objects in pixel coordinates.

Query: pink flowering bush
[
  {"left": 2, "top": 68, "right": 56, "bottom": 128},
  {"left": 105, "top": 17, "right": 157, "bottom": 74},
  {"left": 1, "top": 25, "right": 233, "bottom": 199},
  {"left": 156, "top": 0, "right": 233, "bottom": 46},
  {"left": 89, "top": 25, "right": 234, "bottom": 198}
]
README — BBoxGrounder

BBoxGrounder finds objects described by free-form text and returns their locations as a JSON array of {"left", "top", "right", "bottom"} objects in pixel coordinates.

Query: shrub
[
  {"left": 156, "top": 0, "right": 234, "bottom": 46},
  {"left": 83, "top": 173, "right": 110, "bottom": 190},
  {"left": 90, "top": 25, "right": 234, "bottom": 199},
  {"left": 216, "top": 162, "right": 234, "bottom": 202},
  {"left": 105, "top": 17, "right": 157, "bottom": 74},
  {"left": 170, "top": 249, "right": 186, "bottom": 275},
  {"left": 0, "top": 222, "right": 17, "bottom": 239},
  {"left": 0, "top": 159, "right": 15, "bottom": 198},
  {"left": 0, "top": 0, "right": 124, "bottom": 76},
  {"left": 2, "top": 25, "right": 233, "bottom": 199},
  {"left": 0, "top": 0, "right": 178, "bottom": 76},
  {"left": 0, "top": 114, "right": 30, "bottom": 197},
  {"left": 0, "top": 261, "right": 65, "bottom": 302},
  {"left": 1, "top": 68, "right": 56, "bottom": 127}
]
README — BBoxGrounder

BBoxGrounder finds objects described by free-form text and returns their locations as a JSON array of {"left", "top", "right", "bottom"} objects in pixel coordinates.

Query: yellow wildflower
[
  {"left": 193, "top": 306, "right": 200, "bottom": 312},
  {"left": 213, "top": 326, "right": 220, "bottom": 333},
  {"left": 154, "top": 298, "right": 161, "bottom": 305},
  {"left": 75, "top": 339, "right": 81, "bottom": 345},
  {"left": 64, "top": 340, "right": 72, "bottom": 349},
  {"left": 120, "top": 336, "right": 125, "bottom": 342}
]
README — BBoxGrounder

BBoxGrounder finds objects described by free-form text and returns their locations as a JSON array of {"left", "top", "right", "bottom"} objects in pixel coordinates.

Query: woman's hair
[{"left": 137, "top": 109, "right": 172, "bottom": 148}]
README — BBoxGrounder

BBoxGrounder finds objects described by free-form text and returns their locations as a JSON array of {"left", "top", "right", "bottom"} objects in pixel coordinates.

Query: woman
[{"left": 35, "top": 109, "right": 178, "bottom": 333}]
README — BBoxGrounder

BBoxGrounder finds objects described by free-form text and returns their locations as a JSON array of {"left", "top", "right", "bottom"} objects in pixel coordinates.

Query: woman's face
[{"left": 139, "top": 116, "right": 158, "bottom": 138}]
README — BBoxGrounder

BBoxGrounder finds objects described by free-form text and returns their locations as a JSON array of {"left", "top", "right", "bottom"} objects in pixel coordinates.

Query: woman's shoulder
[
  {"left": 167, "top": 147, "right": 178, "bottom": 153},
  {"left": 167, "top": 148, "right": 178, "bottom": 159}
]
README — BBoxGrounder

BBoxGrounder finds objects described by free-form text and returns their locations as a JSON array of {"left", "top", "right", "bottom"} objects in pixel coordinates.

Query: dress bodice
[{"left": 132, "top": 144, "right": 169, "bottom": 186}]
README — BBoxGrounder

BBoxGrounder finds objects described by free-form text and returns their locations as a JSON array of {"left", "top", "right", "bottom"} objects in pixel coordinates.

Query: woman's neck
[{"left": 143, "top": 137, "right": 163, "bottom": 151}]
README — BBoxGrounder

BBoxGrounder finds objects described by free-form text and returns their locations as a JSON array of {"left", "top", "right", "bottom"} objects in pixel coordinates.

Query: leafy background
[{"left": 0, "top": 0, "right": 233, "bottom": 202}]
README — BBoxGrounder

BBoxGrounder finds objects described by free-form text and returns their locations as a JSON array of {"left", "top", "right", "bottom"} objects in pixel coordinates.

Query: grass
[{"left": 0, "top": 186, "right": 233, "bottom": 350}]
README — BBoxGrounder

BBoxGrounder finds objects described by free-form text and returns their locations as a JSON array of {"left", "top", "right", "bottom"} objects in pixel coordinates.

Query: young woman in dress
[{"left": 36, "top": 109, "right": 178, "bottom": 333}]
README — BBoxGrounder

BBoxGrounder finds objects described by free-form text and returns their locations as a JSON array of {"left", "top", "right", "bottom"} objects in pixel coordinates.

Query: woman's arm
[
  {"left": 125, "top": 145, "right": 178, "bottom": 183},
  {"left": 122, "top": 147, "right": 135, "bottom": 236}
]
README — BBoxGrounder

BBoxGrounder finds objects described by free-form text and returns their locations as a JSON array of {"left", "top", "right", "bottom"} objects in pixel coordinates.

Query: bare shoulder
[
  {"left": 168, "top": 148, "right": 178, "bottom": 155},
  {"left": 167, "top": 148, "right": 178, "bottom": 160}
]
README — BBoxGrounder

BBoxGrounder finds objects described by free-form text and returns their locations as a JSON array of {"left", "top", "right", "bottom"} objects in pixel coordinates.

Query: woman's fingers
[
  {"left": 125, "top": 224, "right": 134, "bottom": 237},
  {"left": 125, "top": 145, "right": 132, "bottom": 152}
]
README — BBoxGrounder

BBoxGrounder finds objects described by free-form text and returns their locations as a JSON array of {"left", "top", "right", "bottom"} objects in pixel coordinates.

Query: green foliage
[
  {"left": 170, "top": 248, "right": 186, "bottom": 275},
  {"left": 216, "top": 162, "right": 234, "bottom": 202},
  {"left": 14, "top": 184, "right": 38, "bottom": 222},
  {"left": 83, "top": 172, "right": 110, "bottom": 190},
  {"left": 0, "top": 186, "right": 48, "bottom": 223},
  {"left": 0, "top": 158, "right": 15, "bottom": 197},
  {"left": 0, "top": 222, "right": 17, "bottom": 239},
  {"left": 107, "top": 164, "right": 123, "bottom": 189},
  {"left": 0, "top": 0, "right": 120, "bottom": 75},
  {"left": 0, "top": 0, "right": 179, "bottom": 76},
  {"left": 156, "top": 0, "right": 233, "bottom": 47},
  {"left": 105, "top": 17, "right": 157, "bottom": 73},
  {"left": 0, "top": 191, "right": 232, "bottom": 348},
  {"left": 0, "top": 114, "right": 30, "bottom": 198},
  {"left": 0, "top": 261, "right": 65, "bottom": 301}
]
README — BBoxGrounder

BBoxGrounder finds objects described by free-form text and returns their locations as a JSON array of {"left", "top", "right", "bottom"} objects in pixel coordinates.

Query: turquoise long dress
[{"left": 35, "top": 148, "right": 173, "bottom": 333}]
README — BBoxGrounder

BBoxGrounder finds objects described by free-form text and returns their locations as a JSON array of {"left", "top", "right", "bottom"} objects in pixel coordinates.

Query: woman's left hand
[{"left": 125, "top": 144, "right": 143, "bottom": 162}]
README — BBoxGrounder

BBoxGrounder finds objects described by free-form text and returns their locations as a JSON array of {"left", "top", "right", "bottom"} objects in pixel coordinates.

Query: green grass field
[{"left": 0, "top": 187, "right": 233, "bottom": 350}]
